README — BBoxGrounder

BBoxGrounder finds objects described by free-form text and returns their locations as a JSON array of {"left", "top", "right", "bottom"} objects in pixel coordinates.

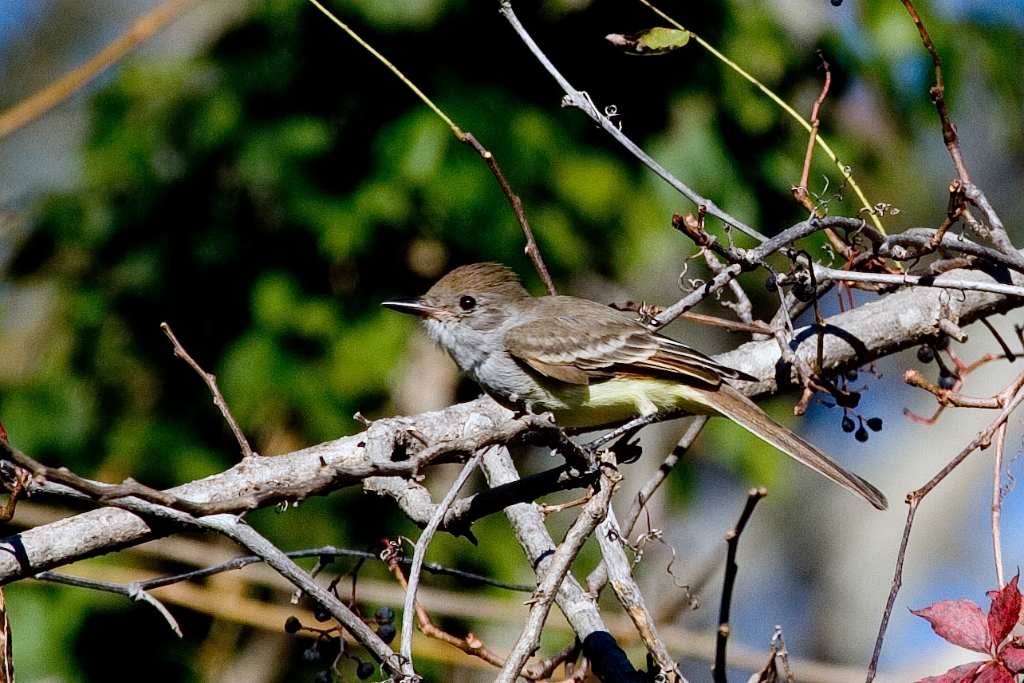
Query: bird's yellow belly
[{"left": 530, "top": 377, "right": 720, "bottom": 429}]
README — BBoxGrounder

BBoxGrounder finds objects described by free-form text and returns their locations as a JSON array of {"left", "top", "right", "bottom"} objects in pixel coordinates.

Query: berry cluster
[
  {"left": 374, "top": 606, "right": 396, "bottom": 645},
  {"left": 284, "top": 605, "right": 396, "bottom": 681},
  {"left": 916, "top": 337, "right": 959, "bottom": 388},
  {"left": 840, "top": 412, "right": 883, "bottom": 442},
  {"left": 764, "top": 273, "right": 816, "bottom": 302},
  {"left": 827, "top": 365, "right": 885, "bottom": 442}
]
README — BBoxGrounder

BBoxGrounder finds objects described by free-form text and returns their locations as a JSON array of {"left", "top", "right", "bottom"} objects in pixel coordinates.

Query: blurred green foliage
[{"left": 1, "top": 0, "right": 1023, "bottom": 680}]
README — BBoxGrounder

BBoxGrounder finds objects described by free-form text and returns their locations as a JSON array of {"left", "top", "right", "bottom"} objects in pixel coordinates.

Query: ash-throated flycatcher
[{"left": 383, "top": 262, "right": 886, "bottom": 509}]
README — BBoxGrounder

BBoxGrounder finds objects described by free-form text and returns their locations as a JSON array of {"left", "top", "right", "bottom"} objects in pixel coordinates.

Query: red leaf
[
  {"left": 1000, "top": 644, "right": 1024, "bottom": 673},
  {"left": 987, "top": 575, "right": 1023, "bottom": 643},
  {"left": 916, "top": 662, "right": 983, "bottom": 683},
  {"left": 974, "top": 662, "right": 1014, "bottom": 683},
  {"left": 913, "top": 600, "right": 994, "bottom": 653},
  {"left": 0, "top": 420, "right": 7, "bottom": 445}
]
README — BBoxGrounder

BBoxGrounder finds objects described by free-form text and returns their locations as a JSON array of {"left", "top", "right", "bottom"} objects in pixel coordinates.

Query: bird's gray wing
[{"left": 504, "top": 313, "right": 742, "bottom": 386}]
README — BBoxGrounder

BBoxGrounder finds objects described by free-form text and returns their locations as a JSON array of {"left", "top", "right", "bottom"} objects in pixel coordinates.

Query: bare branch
[
  {"left": 1, "top": 262, "right": 1021, "bottom": 586},
  {"left": 480, "top": 447, "right": 609, "bottom": 650},
  {"left": 897, "top": 0, "right": 971, "bottom": 183},
  {"left": 400, "top": 449, "right": 484, "bottom": 665},
  {"left": 498, "top": 2, "right": 762, "bottom": 242},
  {"left": 162, "top": 323, "right": 254, "bottom": 459},
  {"left": 494, "top": 452, "right": 618, "bottom": 683},
  {"left": 597, "top": 508, "right": 686, "bottom": 682},
  {"left": 714, "top": 487, "right": 767, "bottom": 683},
  {"left": 867, "top": 368, "right": 1024, "bottom": 682}
]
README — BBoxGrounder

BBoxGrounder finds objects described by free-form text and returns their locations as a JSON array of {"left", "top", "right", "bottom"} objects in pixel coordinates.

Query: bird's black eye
[{"left": 459, "top": 295, "right": 476, "bottom": 311}]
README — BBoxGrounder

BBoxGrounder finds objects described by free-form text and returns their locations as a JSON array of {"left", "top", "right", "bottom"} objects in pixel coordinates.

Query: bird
[{"left": 383, "top": 262, "right": 886, "bottom": 510}]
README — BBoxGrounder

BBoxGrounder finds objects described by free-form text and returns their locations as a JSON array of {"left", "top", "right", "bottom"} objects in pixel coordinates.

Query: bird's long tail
[{"left": 706, "top": 384, "right": 887, "bottom": 510}]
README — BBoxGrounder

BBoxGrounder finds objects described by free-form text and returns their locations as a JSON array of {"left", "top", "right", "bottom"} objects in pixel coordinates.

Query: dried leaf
[
  {"left": 987, "top": 575, "right": 1022, "bottom": 644},
  {"left": 916, "top": 662, "right": 983, "bottom": 683},
  {"left": 1000, "top": 644, "right": 1024, "bottom": 673},
  {"left": 605, "top": 27, "right": 690, "bottom": 56},
  {"left": 912, "top": 599, "right": 993, "bottom": 653},
  {"left": 974, "top": 662, "right": 1014, "bottom": 683}
]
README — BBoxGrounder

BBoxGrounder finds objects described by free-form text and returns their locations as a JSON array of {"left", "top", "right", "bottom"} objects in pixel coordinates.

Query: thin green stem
[
  {"left": 307, "top": 0, "right": 464, "bottom": 140},
  {"left": 638, "top": 0, "right": 886, "bottom": 235}
]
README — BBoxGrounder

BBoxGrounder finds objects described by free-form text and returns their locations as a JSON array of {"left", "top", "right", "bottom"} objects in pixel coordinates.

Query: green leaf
[{"left": 606, "top": 27, "right": 691, "bottom": 56}]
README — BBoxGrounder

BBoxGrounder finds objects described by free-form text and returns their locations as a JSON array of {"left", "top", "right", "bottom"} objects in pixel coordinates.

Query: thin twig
[
  {"left": 702, "top": 249, "right": 760, "bottom": 329},
  {"left": 961, "top": 182, "right": 1021, "bottom": 264},
  {"left": 992, "top": 422, "right": 1007, "bottom": 589},
  {"left": 307, "top": 0, "right": 460, "bottom": 133},
  {"left": 462, "top": 134, "right": 555, "bottom": 294},
  {"left": 587, "top": 417, "right": 708, "bottom": 592},
  {"left": 0, "top": 0, "right": 202, "bottom": 138},
  {"left": 35, "top": 572, "right": 182, "bottom": 636},
  {"left": 498, "top": 2, "right": 762, "bottom": 242},
  {"left": 714, "top": 487, "right": 768, "bottom": 683},
  {"left": 34, "top": 544, "right": 534, "bottom": 596},
  {"left": 653, "top": 264, "right": 743, "bottom": 329},
  {"left": 161, "top": 323, "right": 254, "bottom": 459},
  {"left": 799, "top": 265, "right": 1024, "bottom": 300},
  {"left": 903, "top": 369, "right": 1004, "bottom": 410},
  {"left": 897, "top": 0, "right": 971, "bottom": 183},
  {"left": 400, "top": 449, "right": 485, "bottom": 665},
  {"left": 790, "top": 54, "right": 855, "bottom": 262},
  {"left": 796, "top": 52, "right": 831, "bottom": 198},
  {"left": 981, "top": 318, "right": 1017, "bottom": 363},
  {"left": 609, "top": 300, "right": 771, "bottom": 335},
  {"left": 387, "top": 558, "right": 509, "bottom": 672},
  {"left": 522, "top": 641, "right": 580, "bottom": 681},
  {"left": 867, "top": 369, "right": 1024, "bottom": 682},
  {"left": 597, "top": 507, "right": 686, "bottom": 683},
  {"left": 197, "top": 514, "right": 418, "bottom": 680},
  {"left": 636, "top": 0, "right": 887, "bottom": 234},
  {"left": 442, "top": 463, "right": 599, "bottom": 537},
  {"left": 493, "top": 453, "right": 619, "bottom": 683},
  {"left": 307, "top": 2, "right": 555, "bottom": 293}
]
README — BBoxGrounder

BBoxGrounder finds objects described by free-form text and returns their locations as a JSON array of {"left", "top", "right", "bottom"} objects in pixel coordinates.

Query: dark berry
[
  {"left": 356, "top": 661, "right": 375, "bottom": 679},
  {"left": 764, "top": 275, "right": 778, "bottom": 293},
  {"left": 845, "top": 368, "right": 858, "bottom": 381},
  {"left": 841, "top": 415, "right": 855, "bottom": 433},
  {"left": 313, "top": 669, "right": 332, "bottom": 683},
  {"left": 831, "top": 0, "right": 842, "bottom": 6},
  {"left": 867, "top": 417, "right": 883, "bottom": 432},
  {"left": 917, "top": 345, "right": 935, "bottom": 363},
  {"left": 320, "top": 637, "right": 342, "bottom": 660},
  {"left": 793, "top": 283, "right": 815, "bottom": 302},
  {"left": 303, "top": 647, "right": 322, "bottom": 664},
  {"left": 377, "top": 623, "right": 397, "bottom": 644},
  {"left": 939, "top": 374, "right": 956, "bottom": 390},
  {"left": 314, "top": 606, "right": 331, "bottom": 623},
  {"left": 935, "top": 335, "right": 950, "bottom": 350},
  {"left": 319, "top": 554, "right": 335, "bottom": 565},
  {"left": 835, "top": 391, "right": 860, "bottom": 409},
  {"left": 855, "top": 426, "right": 869, "bottom": 443},
  {"left": 285, "top": 616, "right": 302, "bottom": 634},
  {"left": 374, "top": 606, "right": 395, "bottom": 625}
]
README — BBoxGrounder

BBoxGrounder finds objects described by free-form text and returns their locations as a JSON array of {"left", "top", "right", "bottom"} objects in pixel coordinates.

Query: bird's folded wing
[{"left": 504, "top": 314, "right": 743, "bottom": 386}]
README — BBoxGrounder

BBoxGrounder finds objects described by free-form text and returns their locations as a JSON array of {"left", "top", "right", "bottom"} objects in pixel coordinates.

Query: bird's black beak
[{"left": 381, "top": 298, "right": 440, "bottom": 318}]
